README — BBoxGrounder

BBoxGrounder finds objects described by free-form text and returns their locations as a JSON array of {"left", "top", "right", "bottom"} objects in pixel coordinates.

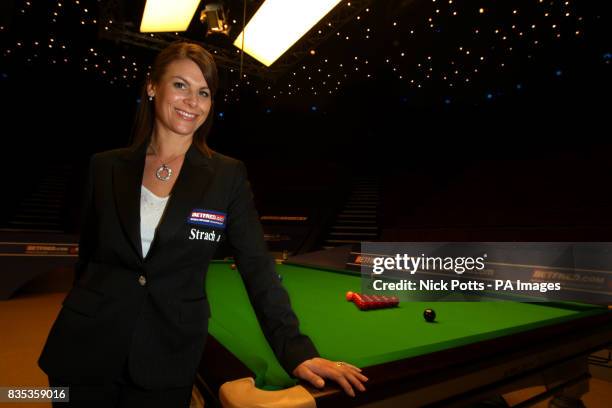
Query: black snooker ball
[
  {"left": 277, "top": 274, "right": 283, "bottom": 282},
  {"left": 423, "top": 308, "right": 436, "bottom": 322}
]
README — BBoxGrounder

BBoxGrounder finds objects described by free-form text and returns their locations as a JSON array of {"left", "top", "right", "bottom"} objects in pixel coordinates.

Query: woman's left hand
[{"left": 292, "top": 357, "right": 368, "bottom": 397}]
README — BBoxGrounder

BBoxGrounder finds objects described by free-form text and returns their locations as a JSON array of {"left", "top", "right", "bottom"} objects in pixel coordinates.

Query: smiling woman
[
  {"left": 37, "top": 41, "right": 367, "bottom": 408},
  {"left": 133, "top": 42, "right": 219, "bottom": 158},
  {"left": 134, "top": 42, "right": 219, "bottom": 197},
  {"left": 148, "top": 61, "right": 212, "bottom": 141},
  {"left": 140, "top": 57, "right": 214, "bottom": 196}
]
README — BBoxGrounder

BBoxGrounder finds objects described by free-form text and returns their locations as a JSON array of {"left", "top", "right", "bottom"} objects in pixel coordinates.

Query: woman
[{"left": 37, "top": 41, "right": 367, "bottom": 407}]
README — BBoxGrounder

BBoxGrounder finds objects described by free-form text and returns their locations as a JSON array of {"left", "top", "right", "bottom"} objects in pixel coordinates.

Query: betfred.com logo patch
[{"left": 187, "top": 209, "right": 227, "bottom": 229}]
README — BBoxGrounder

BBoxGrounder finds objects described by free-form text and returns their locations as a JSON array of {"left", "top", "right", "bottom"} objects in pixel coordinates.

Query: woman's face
[{"left": 147, "top": 58, "right": 212, "bottom": 138}]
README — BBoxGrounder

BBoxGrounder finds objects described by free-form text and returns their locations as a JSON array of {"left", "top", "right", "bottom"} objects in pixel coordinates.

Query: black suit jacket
[{"left": 38, "top": 141, "right": 319, "bottom": 389}]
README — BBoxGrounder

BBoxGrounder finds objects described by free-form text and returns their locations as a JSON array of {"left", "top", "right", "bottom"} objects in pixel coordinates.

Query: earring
[{"left": 148, "top": 95, "right": 154, "bottom": 101}]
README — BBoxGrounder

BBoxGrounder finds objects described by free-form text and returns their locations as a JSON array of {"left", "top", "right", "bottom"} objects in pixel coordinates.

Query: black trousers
[{"left": 48, "top": 360, "right": 193, "bottom": 408}]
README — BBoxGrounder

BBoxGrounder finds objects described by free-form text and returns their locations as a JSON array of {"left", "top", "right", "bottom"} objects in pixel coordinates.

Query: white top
[{"left": 140, "top": 184, "right": 170, "bottom": 258}]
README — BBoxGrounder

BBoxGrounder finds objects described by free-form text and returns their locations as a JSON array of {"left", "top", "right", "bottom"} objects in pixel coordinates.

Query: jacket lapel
[
  {"left": 112, "top": 141, "right": 214, "bottom": 262},
  {"left": 113, "top": 142, "right": 148, "bottom": 260}
]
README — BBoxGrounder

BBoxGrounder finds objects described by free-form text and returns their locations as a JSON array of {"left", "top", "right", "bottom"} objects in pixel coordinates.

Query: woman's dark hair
[{"left": 131, "top": 41, "right": 219, "bottom": 157}]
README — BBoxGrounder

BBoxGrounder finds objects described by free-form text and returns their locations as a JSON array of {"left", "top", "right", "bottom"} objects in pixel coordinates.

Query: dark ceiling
[
  {"left": 1, "top": 1, "right": 611, "bottom": 237},
  {"left": 1, "top": 0, "right": 609, "bottom": 113}
]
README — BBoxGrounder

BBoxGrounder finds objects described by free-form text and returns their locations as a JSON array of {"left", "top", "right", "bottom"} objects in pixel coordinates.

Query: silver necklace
[{"left": 149, "top": 143, "right": 184, "bottom": 182}]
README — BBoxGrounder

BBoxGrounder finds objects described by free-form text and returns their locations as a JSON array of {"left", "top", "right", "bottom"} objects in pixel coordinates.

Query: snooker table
[{"left": 196, "top": 261, "right": 612, "bottom": 408}]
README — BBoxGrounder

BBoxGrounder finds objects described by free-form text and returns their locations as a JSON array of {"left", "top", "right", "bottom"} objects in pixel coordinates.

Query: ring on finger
[{"left": 335, "top": 361, "right": 345, "bottom": 367}]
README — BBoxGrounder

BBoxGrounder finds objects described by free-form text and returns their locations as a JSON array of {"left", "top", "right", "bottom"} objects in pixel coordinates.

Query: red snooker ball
[
  {"left": 362, "top": 295, "right": 373, "bottom": 310},
  {"left": 346, "top": 291, "right": 354, "bottom": 301}
]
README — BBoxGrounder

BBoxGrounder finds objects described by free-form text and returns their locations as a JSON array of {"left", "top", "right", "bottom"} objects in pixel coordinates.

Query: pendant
[{"left": 155, "top": 164, "right": 172, "bottom": 181}]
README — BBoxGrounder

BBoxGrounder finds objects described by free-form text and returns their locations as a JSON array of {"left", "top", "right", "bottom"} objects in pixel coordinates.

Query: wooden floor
[{"left": 1, "top": 290, "right": 610, "bottom": 407}]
